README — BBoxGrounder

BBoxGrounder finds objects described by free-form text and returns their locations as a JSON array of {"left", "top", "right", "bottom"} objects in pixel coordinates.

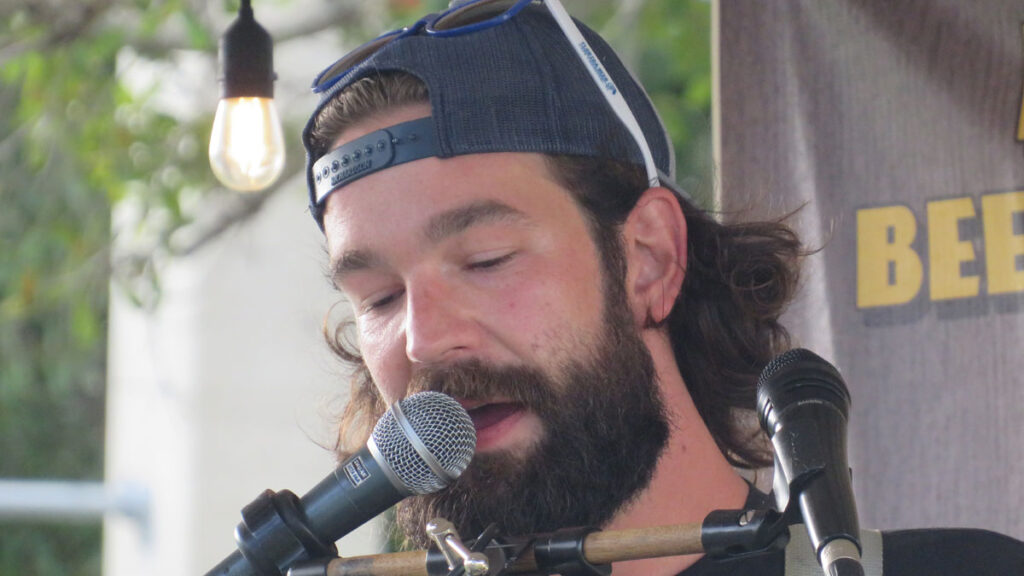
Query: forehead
[
  {"left": 323, "top": 152, "right": 572, "bottom": 253},
  {"left": 320, "top": 110, "right": 585, "bottom": 258}
]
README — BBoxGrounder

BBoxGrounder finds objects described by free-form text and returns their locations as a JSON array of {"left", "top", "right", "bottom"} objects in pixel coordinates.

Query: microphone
[
  {"left": 205, "top": 391, "right": 476, "bottom": 576},
  {"left": 756, "top": 348, "right": 864, "bottom": 576}
]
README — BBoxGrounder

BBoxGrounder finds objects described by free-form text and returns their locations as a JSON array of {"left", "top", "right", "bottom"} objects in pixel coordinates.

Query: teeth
[{"left": 458, "top": 399, "right": 487, "bottom": 412}]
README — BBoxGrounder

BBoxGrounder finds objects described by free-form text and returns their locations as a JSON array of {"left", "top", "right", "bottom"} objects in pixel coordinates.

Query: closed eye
[
  {"left": 466, "top": 252, "right": 515, "bottom": 271},
  {"left": 363, "top": 289, "right": 404, "bottom": 313}
]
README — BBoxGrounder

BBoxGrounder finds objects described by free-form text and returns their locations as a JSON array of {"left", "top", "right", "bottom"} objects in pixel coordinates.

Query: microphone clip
[
  {"left": 701, "top": 467, "right": 826, "bottom": 561},
  {"left": 701, "top": 507, "right": 790, "bottom": 560},
  {"left": 235, "top": 489, "right": 338, "bottom": 575}
]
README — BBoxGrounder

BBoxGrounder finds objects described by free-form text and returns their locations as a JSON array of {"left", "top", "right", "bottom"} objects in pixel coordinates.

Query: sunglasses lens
[
  {"left": 433, "top": 0, "right": 523, "bottom": 31},
  {"left": 313, "top": 31, "right": 403, "bottom": 93}
]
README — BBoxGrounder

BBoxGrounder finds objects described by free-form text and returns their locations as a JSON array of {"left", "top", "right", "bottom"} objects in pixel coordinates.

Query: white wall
[{"left": 103, "top": 182, "right": 383, "bottom": 576}]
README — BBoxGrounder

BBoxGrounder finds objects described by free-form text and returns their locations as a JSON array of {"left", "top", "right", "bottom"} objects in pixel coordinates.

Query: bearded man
[{"left": 301, "top": 1, "right": 1024, "bottom": 574}]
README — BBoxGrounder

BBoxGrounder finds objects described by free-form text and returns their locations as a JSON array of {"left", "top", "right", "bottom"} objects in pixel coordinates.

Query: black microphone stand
[{"left": 285, "top": 464, "right": 860, "bottom": 576}]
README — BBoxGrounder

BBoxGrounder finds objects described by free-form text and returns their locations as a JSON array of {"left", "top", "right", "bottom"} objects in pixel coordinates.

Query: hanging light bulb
[{"left": 209, "top": 0, "right": 285, "bottom": 191}]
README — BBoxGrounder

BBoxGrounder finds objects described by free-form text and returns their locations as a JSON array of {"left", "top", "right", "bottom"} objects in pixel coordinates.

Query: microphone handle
[
  {"left": 301, "top": 447, "right": 406, "bottom": 541},
  {"left": 820, "top": 538, "right": 865, "bottom": 576},
  {"left": 206, "top": 550, "right": 249, "bottom": 576}
]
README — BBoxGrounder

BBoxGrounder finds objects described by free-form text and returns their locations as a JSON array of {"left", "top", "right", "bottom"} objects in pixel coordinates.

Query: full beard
[{"left": 394, "top": 299, "right": 670, "bottom": 547}]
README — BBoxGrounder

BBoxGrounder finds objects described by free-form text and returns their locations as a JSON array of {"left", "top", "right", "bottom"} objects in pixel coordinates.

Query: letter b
[{"left": 857, "top": 206, "right": 923, "bottom": 307}]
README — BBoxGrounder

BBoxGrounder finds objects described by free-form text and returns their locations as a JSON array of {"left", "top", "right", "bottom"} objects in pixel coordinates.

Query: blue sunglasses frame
[{"left": 311, "top": 0, "right": 534, "bottom": 95}]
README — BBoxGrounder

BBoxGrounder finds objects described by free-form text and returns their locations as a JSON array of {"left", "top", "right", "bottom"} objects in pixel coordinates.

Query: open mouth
[{"left": 465, "top": 402, "right": 524, "bottom": 432}]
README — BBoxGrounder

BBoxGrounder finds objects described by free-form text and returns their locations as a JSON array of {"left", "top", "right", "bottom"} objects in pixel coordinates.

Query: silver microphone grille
[{"left": 370, "top": 391, "right": 476, "bottom": 495}]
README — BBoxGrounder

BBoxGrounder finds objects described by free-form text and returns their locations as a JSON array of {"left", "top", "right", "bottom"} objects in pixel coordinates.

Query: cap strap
[{"left": 312, "top": 116, "right": 438, "bottom": 206}]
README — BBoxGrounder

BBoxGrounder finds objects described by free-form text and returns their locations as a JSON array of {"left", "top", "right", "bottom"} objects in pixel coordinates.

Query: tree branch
[
  {"left": 2, "top": 0, "right": 371, "bottom": 67},
  {"left": 0, "top": 0, "right": 115, "bottom": 66},
  {"left": 169, "top": 156, "right": 306, "bottom": 258},
  {"left": 125, "top": 0, "right": 367, "bottom": 57}
]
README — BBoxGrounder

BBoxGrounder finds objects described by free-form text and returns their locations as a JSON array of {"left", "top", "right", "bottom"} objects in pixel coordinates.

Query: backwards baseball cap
[{"left": 302, "top": 0, "right": 681, "bottom": 230}]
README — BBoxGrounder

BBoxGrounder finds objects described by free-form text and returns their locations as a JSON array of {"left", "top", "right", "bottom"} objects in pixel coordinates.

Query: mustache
[{"left": 407, "top": 360, "right": 559, "bottom": 410}]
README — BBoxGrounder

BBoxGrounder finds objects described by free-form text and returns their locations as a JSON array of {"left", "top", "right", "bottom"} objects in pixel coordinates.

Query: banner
[{"left": 717, "top": 0, "right": 1024, "bottom": 538}]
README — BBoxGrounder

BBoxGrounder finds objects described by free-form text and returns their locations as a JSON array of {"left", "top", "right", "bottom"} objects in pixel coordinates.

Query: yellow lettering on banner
[
  {"left": 857, "top": 206, "right": 923, "bottom": 307},
  {"left": 1018, "top": 97, "right": 1024, "bottom": 140},
  {"left": 982, "top": 191, "right": 1024, "bottom": 294},
  {"left": 926, "top": 197, "right": 979, "bottom": 300},
  {"left": 1019, "top": 24, "right": 1024, "bottom": 140}
]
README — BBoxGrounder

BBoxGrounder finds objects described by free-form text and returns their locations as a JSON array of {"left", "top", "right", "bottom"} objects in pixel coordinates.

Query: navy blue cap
[{"left": 302, "top": 4, "right": 675, "bottom": 229}]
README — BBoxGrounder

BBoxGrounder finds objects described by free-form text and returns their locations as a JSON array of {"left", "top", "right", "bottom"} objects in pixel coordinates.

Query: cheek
[
  {"left": 355, "top": 315, "right": 410, "bottom": 404},
  {"left": 496, "top": 259, "right": 605, "bottom": 360},
  {"left": 544, "top": 244, "right": 607, "bottom": 319}
]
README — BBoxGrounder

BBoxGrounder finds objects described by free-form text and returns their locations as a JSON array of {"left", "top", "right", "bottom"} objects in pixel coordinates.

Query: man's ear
[{"left": 622, "top": 187, "right": 688, "bottom": 327}]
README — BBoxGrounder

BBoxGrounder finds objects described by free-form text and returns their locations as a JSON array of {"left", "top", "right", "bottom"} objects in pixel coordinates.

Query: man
[{"left": 300, "top": 1, "right": 1024, "bottom": 574}]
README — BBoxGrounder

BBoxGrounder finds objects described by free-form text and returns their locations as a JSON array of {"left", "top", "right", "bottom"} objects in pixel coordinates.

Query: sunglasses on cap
[{"left": 310, "top": 0, "right": 660, "bottom": 188}]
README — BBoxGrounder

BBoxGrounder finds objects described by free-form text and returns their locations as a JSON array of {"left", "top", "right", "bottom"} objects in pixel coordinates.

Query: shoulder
[{"left": 882, "top": 528, "right": 1024, "bottom": 574}]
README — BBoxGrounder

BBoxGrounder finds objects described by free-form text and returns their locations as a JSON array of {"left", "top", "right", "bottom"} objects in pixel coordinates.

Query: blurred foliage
[
  {"left": 2, "top": 1, "right": 245, "bottom": 574},
  {"left": 0, "top": 0, "right": 709, "bottom": 573},
  {"left": 571, "top": 0, "right": 714, "bottom": 205}
]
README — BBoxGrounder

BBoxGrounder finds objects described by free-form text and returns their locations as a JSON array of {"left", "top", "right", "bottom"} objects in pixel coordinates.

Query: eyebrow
[
  {"left": 331, "top": 200, "right": 529, "bottom": 283},
  {"left": 423, "top": 200, "right": 528, "bottom": 244},
  {"left": 332, "top": 248, "right": 383, "bottom": 283}
]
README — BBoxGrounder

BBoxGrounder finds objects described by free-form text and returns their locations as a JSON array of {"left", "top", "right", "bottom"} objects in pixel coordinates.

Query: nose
[{"left": 404, "top": 274, "right": 477, "bottom": 365}]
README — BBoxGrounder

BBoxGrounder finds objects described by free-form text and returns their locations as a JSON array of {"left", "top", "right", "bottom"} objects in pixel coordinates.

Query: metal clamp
[{"left": 426, "top": 518, "right": 490, "bottom": 576}]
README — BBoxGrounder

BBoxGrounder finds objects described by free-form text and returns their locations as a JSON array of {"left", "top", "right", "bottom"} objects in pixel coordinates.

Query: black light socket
[{"left": 218, "top": 0, "right": 276, "bottom": 99}]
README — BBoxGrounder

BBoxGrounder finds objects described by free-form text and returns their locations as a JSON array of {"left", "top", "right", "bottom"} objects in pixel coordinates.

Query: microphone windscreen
[
  {"left": 756, "top": 348, "right": 850, "bottom": 436},
  {"left": 371, "top": 391, "right": 476, "bottom": 494}
]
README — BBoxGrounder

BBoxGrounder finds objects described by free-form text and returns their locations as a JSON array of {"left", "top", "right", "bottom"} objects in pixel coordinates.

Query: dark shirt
[
  {"left": 678, "top": 489, "right": 1024, "bottom": 575},
  {"left": 679, "top": 528, "right": 1024, "bottom": 575}
]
